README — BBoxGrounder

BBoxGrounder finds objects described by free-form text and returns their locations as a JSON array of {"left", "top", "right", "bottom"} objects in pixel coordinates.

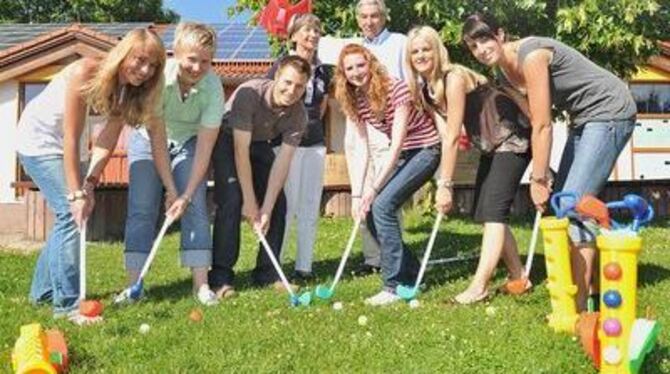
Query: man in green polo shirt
[
  {"left": 209, "top": 56, "right": 311, "bottom": 297},
  {"left": 119, "top": 23, "right": 225, "bottom": 306}
]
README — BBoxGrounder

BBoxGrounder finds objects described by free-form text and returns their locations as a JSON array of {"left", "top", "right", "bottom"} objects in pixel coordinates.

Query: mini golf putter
[
  {"left": 606, "top": 194, "right": 654, "bottom": 232},
  {"left": 255, "top": 227, "right": 311, "bottom": 307},
  {"left": 315, "top": 218, "right": 361, "bottom": 300},
  {"left": 505, "top": 210, "right": 542, "bottom": 295},
  {"left": 78, "top": 221, "right": 104, "bottom": 317},
  {"left": 396, "top": 213, "right": 444, "bottom": 300},
  {"left": 115, "top": 215, "right": 175, "bottom": 304}
]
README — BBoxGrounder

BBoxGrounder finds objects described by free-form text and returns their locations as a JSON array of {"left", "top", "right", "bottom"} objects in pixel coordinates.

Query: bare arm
[
  {"left": 233, "top": 129, "right": 258, "bottom": 222},
  {"left": 260, "top": 142, "right": 296, "bottom": 218},
  {"left": 522, "top": 49, "right": 554, "bottom": 209},
  {"left": 344, "top": 116, "right": 369, "bottom": 197},
  {"left": 369, "top": 104, "right": 409, "bottom": 192},
  {"left": 145, "top": 119, "right": 178, "bottom": 198},
  {"left": 85, "top": 117, "right": 125, "bottom": 182},
  {"left": 182, "top": 126, "right": 219, "bottom": 199}
]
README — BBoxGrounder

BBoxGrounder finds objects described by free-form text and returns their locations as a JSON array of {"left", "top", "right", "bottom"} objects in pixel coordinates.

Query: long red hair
[{"left": 334, "top": 44, "right": 389, "bottom": 122}]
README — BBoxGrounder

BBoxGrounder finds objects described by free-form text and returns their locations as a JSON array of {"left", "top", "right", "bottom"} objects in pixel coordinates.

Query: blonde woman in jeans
[{"left": 16, "top": 28, "right": 174, "bottom": 325}]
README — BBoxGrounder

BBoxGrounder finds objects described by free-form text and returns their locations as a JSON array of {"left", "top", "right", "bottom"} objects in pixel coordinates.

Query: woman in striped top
[{"left": 334, "top": 43, "right": 442, "bottom": 306}]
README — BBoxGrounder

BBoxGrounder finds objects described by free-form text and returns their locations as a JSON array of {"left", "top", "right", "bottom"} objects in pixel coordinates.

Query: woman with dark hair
[
  {"left": 462, "top": 12, "right": 637, "bottom": 311},
  {"left": 406, "top": 25, "right": 531, "bottom": 304},
  {"left": 334, "top": 44, "right": 442, "bottom": 306}
]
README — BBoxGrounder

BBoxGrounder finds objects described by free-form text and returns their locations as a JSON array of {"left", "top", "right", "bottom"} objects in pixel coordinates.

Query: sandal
[
  {"left": 500, "top": 277, "right": 533, "bottom": 295},
  {"left": 446, "top": 290, "right": 490, "bottom": 305},
  {"left": 214, "top": 284, "right": 237, "bottom": 300},
  {"left": 55, "top": 310, "right": 103, "bottom": 326}
]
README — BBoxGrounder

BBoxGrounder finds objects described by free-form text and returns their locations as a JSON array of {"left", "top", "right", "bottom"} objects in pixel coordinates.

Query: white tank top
[{"left": 16, "top": 62, "right": 90, "bottom": 161}]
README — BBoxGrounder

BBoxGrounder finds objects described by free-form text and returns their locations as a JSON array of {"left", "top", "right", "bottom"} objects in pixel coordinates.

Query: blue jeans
[
  {"left": 555, "top": 119, "right": 635, "bottom": 244},
  {"left": 366, "top": 145, "right": 441, "bottom": 290},
  {"left": 19, "top": 154, "right": 80, "bottom": 315},
  {"left": 124, "top": 132, "right": 212, "bottom": 270}
]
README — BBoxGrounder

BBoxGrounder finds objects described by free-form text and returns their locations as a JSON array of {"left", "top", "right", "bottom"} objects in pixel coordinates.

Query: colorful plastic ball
[
  {"left": 604, "top": 263, "right": 622, "bottom": 280},
  {"left": 603, "top": 290, "right": 622, "bottom": 308},
  {"left": 602, "top": 319, "right": 622, "bottom": 337},
  {"left": 603, "top": 346, "right": 621, "bottom": 365}
]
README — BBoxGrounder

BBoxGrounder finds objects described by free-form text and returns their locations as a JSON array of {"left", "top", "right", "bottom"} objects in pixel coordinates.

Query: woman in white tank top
[{"left": 16, "top": 28, "right": 179, "bottom": 325}]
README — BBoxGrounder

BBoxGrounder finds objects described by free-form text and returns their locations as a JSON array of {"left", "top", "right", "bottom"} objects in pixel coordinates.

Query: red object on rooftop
[{"left": 258, "top": 0, "right": 312, "bottom": 38}]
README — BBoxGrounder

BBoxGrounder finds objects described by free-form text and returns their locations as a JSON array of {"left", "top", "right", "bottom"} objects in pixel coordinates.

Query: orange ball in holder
[
  {"left": 79, "top": 300, "right": 104, "bottom": 317},
  {"left": 604, "top": 262, "right": 622, "bottom": 281}
]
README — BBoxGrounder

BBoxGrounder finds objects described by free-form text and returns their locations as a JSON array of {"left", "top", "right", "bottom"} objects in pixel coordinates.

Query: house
[{"left": 0, "top": 23, "right": 668, "bottom": 241}]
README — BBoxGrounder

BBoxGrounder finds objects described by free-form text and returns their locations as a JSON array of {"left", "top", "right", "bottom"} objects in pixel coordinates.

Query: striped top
[{"left": 356, "top": 78, "right": 439, "bottom": 150}]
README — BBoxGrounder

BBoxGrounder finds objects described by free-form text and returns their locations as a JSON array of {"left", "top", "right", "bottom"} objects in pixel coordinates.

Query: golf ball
[
  {"left": 139, "top": 323, "right": 150, "bottom": 334},
  {"left": 332, "top": 302, "right": 343, "bottom": 310},
  {"left": 409, "top": 299, "right": 420, "bottom": 309},
  {"left": 358, "top": 315, "right": 368, "bottom": 326},
  {"left": 485, "top": 306, "right": 497, "bottom": 316}
]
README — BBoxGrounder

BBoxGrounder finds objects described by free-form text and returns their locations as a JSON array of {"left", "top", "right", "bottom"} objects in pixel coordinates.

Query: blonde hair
[
  {"left": 405, "top": 26, "right": 487, "bottom": 113},
  {"left": 334, "top": 44, "right": 389, "bottom": 122},
  {"left": 81, "top": 28, "right": 166, "bottom": 127},
  {"left": 174, "top": 22, "right": 217, "bottom": 57}
]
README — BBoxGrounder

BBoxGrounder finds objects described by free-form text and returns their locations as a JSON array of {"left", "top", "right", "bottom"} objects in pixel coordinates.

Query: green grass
[{"left": 1, "top": 212, "right": 669, "bottom": 373}]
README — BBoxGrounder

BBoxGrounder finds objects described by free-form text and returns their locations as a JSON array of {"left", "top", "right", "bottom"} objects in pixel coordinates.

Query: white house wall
[{"left": 0, "top": 79, "right": 18, "bottom": 203}]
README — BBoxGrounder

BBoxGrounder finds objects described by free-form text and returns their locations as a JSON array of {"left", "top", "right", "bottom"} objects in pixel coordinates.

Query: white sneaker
[
  {"left": 196, "top": 284, "right": 219, "bottom": 306},
  {"left": 364, "top": 290, "right": 401, "bottom": 306}
]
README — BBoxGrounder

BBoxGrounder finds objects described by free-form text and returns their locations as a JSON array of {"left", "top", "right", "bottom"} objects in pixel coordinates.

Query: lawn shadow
[{"left": 639, "top": 262, "right": 670, "bottom": 287}]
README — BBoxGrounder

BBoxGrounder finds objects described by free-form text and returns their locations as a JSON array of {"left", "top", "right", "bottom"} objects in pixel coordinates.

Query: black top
[{"left": 267, "top": 55, "right": 333, "bottom": 147}]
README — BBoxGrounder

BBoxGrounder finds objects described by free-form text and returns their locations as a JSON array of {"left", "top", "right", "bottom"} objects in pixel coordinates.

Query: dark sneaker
[
  {"left": 352, "top": 263, "right": 381, "bottom": 277},
  {"left": 293, "top": 270, "right": 315, "bottom": 282}
]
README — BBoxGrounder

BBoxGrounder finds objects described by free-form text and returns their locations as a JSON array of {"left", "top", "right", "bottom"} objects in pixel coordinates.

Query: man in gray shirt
[{"left": 209, "top": 56, "right": 311, "bottom": 297}]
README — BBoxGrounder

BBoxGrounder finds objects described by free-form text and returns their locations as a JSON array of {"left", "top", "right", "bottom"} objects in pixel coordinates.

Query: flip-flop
[
  {"left": 499, "top": 277, "right": 533, "bottom": 295},
  {"left": 445, "top": 290, "right": 490, "bottom": 306}
]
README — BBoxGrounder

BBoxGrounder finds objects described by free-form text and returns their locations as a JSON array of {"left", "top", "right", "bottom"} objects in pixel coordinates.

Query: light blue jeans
[
  {"left": 19, "top": 154, "right": 81, "bottom": 315},
  {"left": 124, "top": 131, "right": 211, "bottom": 270},
  {"left": 555, "top": 119, "right": 635, "bottom": 244}
]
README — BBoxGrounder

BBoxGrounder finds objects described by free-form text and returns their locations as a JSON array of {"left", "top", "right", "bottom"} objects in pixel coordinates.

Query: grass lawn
[{"left": 1, "top": 212, "right": 669, "bottom": 373}]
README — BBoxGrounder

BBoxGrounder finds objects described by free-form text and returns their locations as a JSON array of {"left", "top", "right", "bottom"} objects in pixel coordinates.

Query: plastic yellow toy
[
  {"left": 567, "top": 194, "right": 660, "bottom": 373},
  {"left": 11, "top": 323, "right": 68, "bottom": 374}
]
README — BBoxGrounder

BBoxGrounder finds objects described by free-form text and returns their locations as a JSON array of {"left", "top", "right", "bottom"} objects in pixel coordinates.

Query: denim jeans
[
  {"left": 19, "top": 154, "right": 81, "bottom": 315},
  {"left": 555, "top": 119, "right": 635, "bottom": 244},
  {"left": 366, "top": 145, "right": 441, "bottom": 290},
  {"left": 209, "top": 132, "right": 287, "bottom": 287},
  {"left": 124, "top": 131, "right": 212, "bottom": 270}
]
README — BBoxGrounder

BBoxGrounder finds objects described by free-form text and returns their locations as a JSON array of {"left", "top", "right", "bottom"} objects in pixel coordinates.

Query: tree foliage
[
  {"left": 0, "top": 0, "right": 179, "bottom": 23},
  {"left": 232, "top": 0, "right": 669, "bottom": 78}
]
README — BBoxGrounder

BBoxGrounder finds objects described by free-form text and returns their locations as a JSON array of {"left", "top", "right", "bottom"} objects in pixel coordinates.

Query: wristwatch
[{"left": 66, "top": 190, "right": 87, "bottom": 202}]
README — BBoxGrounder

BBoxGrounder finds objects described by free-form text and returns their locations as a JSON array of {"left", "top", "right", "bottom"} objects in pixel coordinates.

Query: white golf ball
[
  {"left": 409, "top": 299, "right": 420, "bottom": 309},
  {"left": 332, "top": 302, "right": 343, "bottom": 310},
  {"left": 357, "top": 315, "right": 368, "bottom": 326},
  {"left": 139, "top": 323, "right": 150, "bottom": 334}
]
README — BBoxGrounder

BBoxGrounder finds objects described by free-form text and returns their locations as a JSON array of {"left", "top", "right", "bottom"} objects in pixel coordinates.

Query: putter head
[
  {"left": 289, "top": 292, "right": 312, "bottom": 307},
  {"left": 129, "top": 280, "right": 144, "bottom": 300},
  {"left": 396, "top": 284, "right": 418, "bottom": 300},
  {"left": 314, "top": 284, "right": 334, "bottom": 300}
]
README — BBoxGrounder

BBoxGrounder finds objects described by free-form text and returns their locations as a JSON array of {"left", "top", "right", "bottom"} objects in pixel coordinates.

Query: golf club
[
  {"left": 315, "top": 218, "right": 361, "bottom": 299},
  {"left": 396, "top": 212, "right": 444, "bottom": 300},
  {"left": 115, "top": 214, "right": 174, "bottom": 303},
  {"left": 255, "top": 227, "right": 311, "bottom": 307}
]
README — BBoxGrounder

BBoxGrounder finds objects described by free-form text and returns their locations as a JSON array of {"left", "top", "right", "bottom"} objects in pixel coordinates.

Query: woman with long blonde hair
[
  {"left": 16, "top": 28, "right": 178, "bottom": 324},
  {"left": 406, "top": 25, "right": 531, "bottom": 304},
  {"left": 334, "top": 43, "right": 441, "bottom": 306}
]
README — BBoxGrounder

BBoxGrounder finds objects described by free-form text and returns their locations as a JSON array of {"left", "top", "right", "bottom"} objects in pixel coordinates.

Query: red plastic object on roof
[{"left": 258, "top": 0, "right": 312, "bottom": 38}]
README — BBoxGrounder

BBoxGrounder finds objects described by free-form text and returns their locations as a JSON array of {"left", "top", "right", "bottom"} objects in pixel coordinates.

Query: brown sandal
[{"left": 215, "top": 285, "right": 237, "bottom": 299}]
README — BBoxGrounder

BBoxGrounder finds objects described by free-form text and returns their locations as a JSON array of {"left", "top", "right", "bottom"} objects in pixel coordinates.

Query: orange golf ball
[{"left": 189, "top": 308, "right": 203, "bottom": 322}]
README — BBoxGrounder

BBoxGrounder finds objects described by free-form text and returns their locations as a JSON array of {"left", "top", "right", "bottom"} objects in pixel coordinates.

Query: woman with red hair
[{"left": 334, "top": 44, "right": 443, "bottom": 306}]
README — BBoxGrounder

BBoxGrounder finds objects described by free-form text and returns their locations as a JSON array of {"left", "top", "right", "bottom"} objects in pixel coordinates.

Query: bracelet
[
  {"left": 529, "top": 173, "right": 552, "bottom": 186},
  {"left": 66, "top": 190, "right": 87, "bottom": 202},
  {"left": 436, "top": 178, "right": 454, "bottom": 188}
]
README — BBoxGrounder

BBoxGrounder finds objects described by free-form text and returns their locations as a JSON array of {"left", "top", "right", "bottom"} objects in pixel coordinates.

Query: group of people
[{"left": 16, "top": 0, "right": 637, "bottom": 325}]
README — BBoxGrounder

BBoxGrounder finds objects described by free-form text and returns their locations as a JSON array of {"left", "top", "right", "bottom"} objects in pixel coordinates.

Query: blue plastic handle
[
  {"left": 550, "top": 191, "right": 579, "bottom": 219},
  {"left": 606, "top": 194, "right": 654, "bottom": 232}
]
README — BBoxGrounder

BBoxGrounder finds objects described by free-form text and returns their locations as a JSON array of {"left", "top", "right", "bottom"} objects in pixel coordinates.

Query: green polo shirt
[{"left": 161, "top": 58, "right": 225, "bottom": 145}]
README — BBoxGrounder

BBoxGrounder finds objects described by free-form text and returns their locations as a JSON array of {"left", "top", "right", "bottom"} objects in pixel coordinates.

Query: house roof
[
  {"left": 649, "top": 41, "right": 670, "bottom": 74},
  {"left": 0, "top": 22, "right": 272, "bottom": 84}
]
